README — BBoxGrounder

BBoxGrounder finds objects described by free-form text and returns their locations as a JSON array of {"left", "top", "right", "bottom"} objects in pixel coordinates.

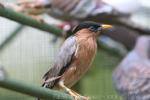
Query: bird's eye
[
  {"left": 89, "top": 26, "right": 96, "bottom": 32},
  {"left": 89, "top": 26, "right": 101, "bottom": 33}
]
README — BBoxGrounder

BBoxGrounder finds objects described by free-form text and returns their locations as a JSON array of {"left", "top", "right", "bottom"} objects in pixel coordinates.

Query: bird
[
  {"left": 4, "top": 0, "right": 126, "bottom": 20},
  {"left": 112, "top": 36, "right": 150, "bottom": 100},
  {"left": 5, "top": 0, "right": 50, "bottom": 15},
  {"left": 37, "top": 21, "right": 112, "bottom": 100},
  {"left": 10, "top": 0, "right": 141, "bottom": 18}
]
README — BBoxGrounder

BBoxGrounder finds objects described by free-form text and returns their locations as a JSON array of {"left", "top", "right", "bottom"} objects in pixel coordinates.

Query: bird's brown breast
[{"left": 61, "top": 29, "right": 97, "bottom": 87}]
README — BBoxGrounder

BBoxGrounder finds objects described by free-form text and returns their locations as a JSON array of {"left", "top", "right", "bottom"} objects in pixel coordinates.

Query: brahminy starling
[{"left": 37, "top": 21, "right": 112, "bottom": 100}]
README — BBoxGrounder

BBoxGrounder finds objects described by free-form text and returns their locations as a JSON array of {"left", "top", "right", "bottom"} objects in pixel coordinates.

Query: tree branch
[
  {"left": 0, "top": 78, "right": 73, "bottom": 100},
  {"left": 0, "top": 5, "right": 62, "bottom": 37}
]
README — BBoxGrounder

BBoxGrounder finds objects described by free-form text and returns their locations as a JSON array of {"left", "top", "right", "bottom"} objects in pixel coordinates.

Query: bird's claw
[
  {"left": 67, "top": 89, "right": 90, "bottom": 100},
  {"left": 71, "top": 94, "right": 80, "bottom": 100},
  {"left": 71, "top": 94, "right": 90, "bottom": 100},
  {"left": 80, "top": 96, "right": 90, "bottom": 100}
]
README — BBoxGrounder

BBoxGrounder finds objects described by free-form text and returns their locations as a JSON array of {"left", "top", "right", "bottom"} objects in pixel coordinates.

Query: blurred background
[{"left": 0, "top": 0, "right": 150, "bottom": 100}]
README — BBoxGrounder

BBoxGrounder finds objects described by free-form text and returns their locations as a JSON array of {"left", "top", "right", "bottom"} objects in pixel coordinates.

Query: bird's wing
[
  {"left": 113, "top": 62, "right": 150, "bottom": 99},
  {"left": 43, "top": 36, "right": 77, "bottom": 87}
]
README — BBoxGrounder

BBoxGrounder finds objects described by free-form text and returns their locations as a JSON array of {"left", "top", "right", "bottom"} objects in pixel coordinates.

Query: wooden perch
[
  {"left": 0, "top": 78, "right": 73, "bottom": 100},
  {"left": 0, "top": 5, "right": 62, "bottom": 37}
]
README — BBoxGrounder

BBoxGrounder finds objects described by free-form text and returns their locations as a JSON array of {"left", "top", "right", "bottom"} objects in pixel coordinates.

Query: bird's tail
[
  {"left": 36, "top": 83, "right": 48, "bottom": 100},
  {"left": 36, "top": 76, "right": 61, "bottom": 100}
]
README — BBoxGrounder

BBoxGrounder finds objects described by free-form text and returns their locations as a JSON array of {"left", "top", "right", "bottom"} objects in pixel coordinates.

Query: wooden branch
[
  {"left": 0, "top": 78, "right": 73, "bottom": 100},
  {"left": 0, "top": 5, "right": 62, "bottom": 37}
]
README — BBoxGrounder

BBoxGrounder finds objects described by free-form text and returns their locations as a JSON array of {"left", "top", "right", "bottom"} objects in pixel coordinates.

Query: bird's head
[{"left": 72, "top": 21, "right": 112, "bottom": 36}]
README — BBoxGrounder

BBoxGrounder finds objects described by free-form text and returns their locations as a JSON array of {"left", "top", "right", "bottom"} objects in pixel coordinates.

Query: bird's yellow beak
[{"left": 101, "top": 24, "right": 113, "bottom": 30}]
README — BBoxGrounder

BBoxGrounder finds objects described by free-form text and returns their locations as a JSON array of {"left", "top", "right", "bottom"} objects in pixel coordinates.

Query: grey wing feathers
[{"left": 43, "top": 36, "right": 77, "bottom": 87}]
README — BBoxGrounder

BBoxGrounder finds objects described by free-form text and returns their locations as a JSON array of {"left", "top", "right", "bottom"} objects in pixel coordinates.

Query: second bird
[{"left": 113, "top": 36, "right": 150, "bottom": 100}]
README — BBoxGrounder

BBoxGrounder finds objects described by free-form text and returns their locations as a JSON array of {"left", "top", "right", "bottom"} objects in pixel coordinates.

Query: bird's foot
[
  {"left": 69, "top": 90, "right": 90, "bottom": 100},
  {"left": 58, "top": 81, "right": 90, "bottom": 100},
  {"left": 69, "top": 92, "right": 90, "bottom": 100},
  {"left": 70, "top": 93, "right": 81, "bottom": 100},
  {"left": 71, "top": 95, "right": 90, "bottom": 100},
  {"left": 79, "top": 96, "right": 90, "bottom": 100}
]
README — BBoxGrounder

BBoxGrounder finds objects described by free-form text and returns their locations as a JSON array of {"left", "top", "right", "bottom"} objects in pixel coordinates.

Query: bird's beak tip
[{"left": 101, "top": 24, "right": 113, "bottom": 30}]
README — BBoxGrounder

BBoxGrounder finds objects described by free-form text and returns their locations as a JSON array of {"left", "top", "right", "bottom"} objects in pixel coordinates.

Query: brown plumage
[
  {"left": 60, "top": 29, "right": 97, "bottom": 88},
  {"left": 37, "top": 21, "right": 112, "bottom": 100}
]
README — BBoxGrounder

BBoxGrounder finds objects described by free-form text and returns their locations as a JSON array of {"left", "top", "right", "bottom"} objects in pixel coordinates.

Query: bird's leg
[
  {"left": 58, "top": 81, "right": 89, "bottom": 100},
  {"left": 58, "top": 81, "right": 79, "bottom": 100}
]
